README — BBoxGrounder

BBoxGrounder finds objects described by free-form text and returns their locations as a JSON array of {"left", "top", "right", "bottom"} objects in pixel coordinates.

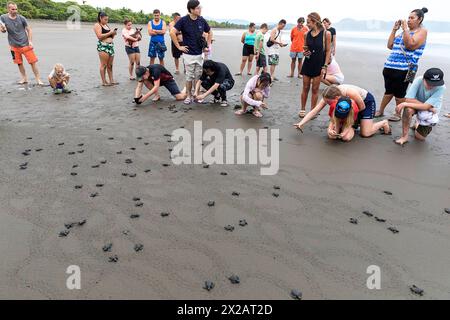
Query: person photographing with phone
[
  {"left": 1, "top": 1, "right": 44, "bottom": 85},
  {"left": 94, "top": 12, "right": 118, "bottom": 86}
]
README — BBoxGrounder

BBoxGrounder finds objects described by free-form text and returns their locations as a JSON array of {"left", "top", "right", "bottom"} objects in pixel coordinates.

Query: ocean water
[{"left": 212, "top": 29, "right": 450, "bottom": 58}]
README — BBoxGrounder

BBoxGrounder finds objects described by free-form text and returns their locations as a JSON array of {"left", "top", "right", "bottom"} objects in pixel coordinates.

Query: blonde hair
[
  {"left": 308, "top": 12, "right": 323, "bottom": 29},
  {"left": 323, "top": 85, "right": 342, "bottom": 100},
  {"left": 54, "top": 63, "right": 65, "bottom": 71},
  {"left": 332, "top": 105, "right": 355, "bottom": 129}
]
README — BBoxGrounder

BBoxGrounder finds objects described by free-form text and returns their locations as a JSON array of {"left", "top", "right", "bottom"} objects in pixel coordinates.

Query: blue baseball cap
[{"left": 334, "top": 97, "right": 352, "bottom": 119}]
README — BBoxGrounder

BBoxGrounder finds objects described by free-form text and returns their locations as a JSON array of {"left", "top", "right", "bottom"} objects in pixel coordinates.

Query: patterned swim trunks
[{"left": 97, "top": 41, "right": 115, "bottom": 56}]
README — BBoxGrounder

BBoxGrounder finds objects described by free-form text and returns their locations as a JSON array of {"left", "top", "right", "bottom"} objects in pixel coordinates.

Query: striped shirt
[{"left": 384, "top": 32, "right": 426, "bottom": 71}]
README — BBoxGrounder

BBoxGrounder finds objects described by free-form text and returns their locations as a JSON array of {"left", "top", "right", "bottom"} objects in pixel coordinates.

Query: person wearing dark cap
[
  {"left": 134, "top": 65, "right": 186, "bottom": 105},
  {"left": 327, "top": 97, "right": 360, "bottom": 142},
  {"left": 395, "top": 68, "right": 446, "bottom": 145}
]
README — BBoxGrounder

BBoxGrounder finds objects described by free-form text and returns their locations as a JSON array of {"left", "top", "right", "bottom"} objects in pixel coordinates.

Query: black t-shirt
[
  {"left": 200, "top": 62, "right": 233, "bottom": 84},
  {"left": 174, "top": 15, "right": 211, "bottom": 56},
  {"left": 146, "top": 65, "right": 173, "bottom": 83},
  {"left": 328, "top": 27, "right": 336, "bottom": 43}
]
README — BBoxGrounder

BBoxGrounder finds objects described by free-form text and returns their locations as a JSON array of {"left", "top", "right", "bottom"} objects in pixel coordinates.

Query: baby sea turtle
[
  {"left": 375, "top": 217, "right": 387, "bottom": 223},
  {"left": 162, "top": 163, "right": 170, "bottom": 167},
  {"left": 108, "top": 255, "right": 119, "bottom": 263},
  {"left": 59, "top": 230, "right": 70, "bottom": 237},
  {"left": 22, "top": 151, "right": 30, "bottom": 156},
  {"left": 58, "top": 142, "right": 65, "bottom": 146},
  {"left": 108, "top": 137, "right": 114, "bottom": 140},
  {"left": 272, "top": 193, "right": 280, "bottom": 198},
  {"left": 203, "top": 281, "right": 215, "bottom": 292},
  {"left": 130, "top": 214, "right": 140, "bottom": 219},
  {"left": 133, "top": 197, "right": 141, "bottom": 202},
  {"left": 72, "top": 165, "right": 79, "bottom": 169},
  {"left": 163, "top": 134, "right": 171, "bottom": 137},
  {"left": 220, "top": 172, "right": 228, "bottom": 176},
  {"left": 78, "top": 220, "right": 87, "bottom": 226},
  {"left": 239, "top": 220, "right": 248, "bottom": 227},
  {"left": 228, "top": 275, "right": 240, "bottom": 284},
  {"left": 102, "top": 243, "right": 113, "bottom": 252},
  {"left": 384, "top": 191, "right": 393, "bottom": 196},
  {"left": 224, "top": 225, "right": 235, "bottom": 232},
  {"left": 349, "top": 218, "right": 358, "bottom": 225},
  {"left": 100, "top": 160, "right": 107, "bottom": 164},
  {"left": 444, "top": 208, "right": 450, "bottom": 214},
  {"left": 130, "top": 147, "right": 136, "bottom": 151},
  {"left": 144, "top": 169, "right": 151, "bottom": 173},
  {"left": 273, "top": 185, "right": 281, "bottom": 190},
  {"left": 290, "top": 289, "right": 303, "bottom": 300},
  {"left": 388, "top": 227, "right": 399, "bottom": 234},
  {"left": 26, "top": 137, "right": 33, "bottom": 140},
  {"left": 122, "top": 173, "right": 129, "bottom": 177},
  {"left": 203, "top": 164, "right": 210, "bottom": 169},
  {"left": 35, "top": 148, "right": 43, "bottom": 152},
  {"left": 232, "top": 192, "right": 240, "bottom": 197},
  {"left": 363, "top": 211, "right": 374, "bottom": 217},
  {"left": 90, "top": 192, "right": 99, "bottom": 198},
  {"left": 161, "top": 212, "right": 170, "bottom": 217},
  {"left": 68, "top": 152, "right": 76, "bottom": 155},
  {"left": 78, "top": 143, "right": 84, "bottom": 147},
  {"left": 129, "top": 173, "right": 137, "bottom": 178},
  {"left": 410, "top": 285, "right": 424, "bottom": 296},
  {"left": 144, "top": 142, "right": 150, "bottom": 146},
  {"left": 135, "top": 202, "right": 144, "bottom": 207},
  {"left": 64, "top": 223, "right": 75, "bottom": 229},
  {"left": 208, "top": 201, "right": 215, "bottom": 207},
  {"left": 125, "top": 159, "right": 133, "bottom": 164},
  {"left": 96, "top": 128, "right": 102, "bottom": 131},
  {"left": 77, "top": 150, "right": 85, "bottom": 154},
  {"left": 19, "top": 165, "right": 27, "bottom": 170},
  {"left": 92, "top": 164, "right": 100, "bottom": 168},
  {"left": 74, "top": 185, "right": 83, "bottom": 190},
  {"left": 137, "top": 137, "right": 142, "bottom": 140},
  {"left": 96, "top": 184, "right": 104, "bottom": 188},
  {"left": 122, "top": 230, "right": 130, "bottom": 236},
  {"left": 134, "top": 244, "right": 144, "bottom": 252},
  {"left": 117, "top": 151, "right": 123, "bottom": 155},
  {"left": 70, "top": 172, "right": 78, "bottom": 176}
]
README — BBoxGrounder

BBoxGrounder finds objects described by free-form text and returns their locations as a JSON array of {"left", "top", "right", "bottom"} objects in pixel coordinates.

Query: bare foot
[
  {"left": 395, "top": 137, "right": 409, "bottom": 146},
  {"left": 18, "top": 79, "right": 28, "bottom": 85},
  {"left": 152, "top": 95, "right": 161, "bottom": 102},
  {"left": 36, "top": 80, "right": 44, "bottom": 86},
  {"left": 374, "top": 111, "right": 384, "bottom": 118}
]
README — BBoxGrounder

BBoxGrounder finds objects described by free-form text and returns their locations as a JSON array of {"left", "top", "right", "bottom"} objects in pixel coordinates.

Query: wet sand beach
[{"left": 0, "top": 22, "right": 449, "bottom": 299}]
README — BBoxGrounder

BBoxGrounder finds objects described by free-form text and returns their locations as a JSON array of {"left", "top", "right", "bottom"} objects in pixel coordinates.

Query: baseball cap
[
  {"left": 334, "top": 97, "right": 352, "bottom": 119},
  {"left": 424, "top": 68, "right": 444, "bottom": 87},
  {"left": 135, "top": 66, "right": 148, "bottom": 81}
]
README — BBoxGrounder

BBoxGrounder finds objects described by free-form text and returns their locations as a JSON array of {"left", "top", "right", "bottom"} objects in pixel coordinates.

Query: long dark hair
[
  {"left": 97, "top": 11, "right": 107, "bottom": 23},
  {"left": 411, "top": 7, "right": 428, "bottom": 25}
]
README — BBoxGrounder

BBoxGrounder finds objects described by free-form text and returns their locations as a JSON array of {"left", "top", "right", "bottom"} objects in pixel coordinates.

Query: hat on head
[
  {"left": 424, "top": 68, "right": 444, "bottom": 87},
  {"left": 334, "top": 97, "right": 352, "bottom": 119},
  {"left": 135, "top": 66, "right": 147, "bottom": 81}
]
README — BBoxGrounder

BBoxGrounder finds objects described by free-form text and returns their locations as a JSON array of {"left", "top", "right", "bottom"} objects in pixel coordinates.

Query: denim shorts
[
  {"left": 289, "top": 51, "right": 304, "bottom": 59},
  {"left": 125, "top": 46, "right": 140, "bottom": 55}
]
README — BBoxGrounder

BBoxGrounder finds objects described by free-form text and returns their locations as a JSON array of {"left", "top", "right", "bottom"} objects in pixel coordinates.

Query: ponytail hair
[
  {"left": 411, "top": 7, "right": 428, "bottom": 24},
  {"left": 97, "top": 11, "right": 107, "bottom": 23},
  {"left": 323, "top": 85, "right": 342, "bottom": 100},
  {"left": 308, "top": 12, "right": 323, "bottom": 29}
]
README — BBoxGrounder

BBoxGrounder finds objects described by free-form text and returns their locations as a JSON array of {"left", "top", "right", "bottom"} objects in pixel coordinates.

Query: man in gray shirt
[{"left": 1, "top": 2, "right": 43, "bottom": 85}]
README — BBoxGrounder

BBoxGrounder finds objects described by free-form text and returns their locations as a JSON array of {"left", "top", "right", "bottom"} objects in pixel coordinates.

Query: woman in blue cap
[{"left": 327, "top": 97, "right": 359, "bottom": 141}]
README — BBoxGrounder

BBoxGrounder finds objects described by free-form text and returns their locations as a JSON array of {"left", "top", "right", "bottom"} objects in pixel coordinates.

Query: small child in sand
[{"left": 48, "top": 63, "right": 71, "bottom": 94}]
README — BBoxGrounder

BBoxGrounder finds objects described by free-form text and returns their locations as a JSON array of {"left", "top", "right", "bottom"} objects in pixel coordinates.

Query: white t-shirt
[{"left": 267, "top": 29, "right": 282, "bottom": 56}]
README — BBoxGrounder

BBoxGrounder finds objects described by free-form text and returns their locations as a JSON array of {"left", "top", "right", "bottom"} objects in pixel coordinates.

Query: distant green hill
[{"left": 0, "top": 0, "right": 246, "bottom": 28}]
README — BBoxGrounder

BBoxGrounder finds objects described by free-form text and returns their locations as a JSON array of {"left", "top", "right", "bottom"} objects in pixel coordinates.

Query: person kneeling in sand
[
  {"left": 327, "top": 97, "right": 359, "bottom": 142},
  {"left": 134, "top": 65, "right": 186, "bottom": 105},
  {"left": 321, "top": 58, "right": 344, "bottom": 86},
  {"left": 48, "top": 63, "right": 71, "bottom": 94},
  {"left": 394, "top": 68, "right": 446, "bottom": 146},
  {"left": 194, "top": 60, "right": 234, "bottom": 107},
  {"left": 294, "top": 84, "right": 391, "bottom": 138},
  {"left": 235, "top": 72, "right": 271, "bottom": 118}
]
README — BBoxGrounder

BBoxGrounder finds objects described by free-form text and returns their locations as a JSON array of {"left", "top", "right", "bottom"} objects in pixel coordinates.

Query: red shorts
[{"left": 10, "top": 46, "right": 38, "bottom": 65}]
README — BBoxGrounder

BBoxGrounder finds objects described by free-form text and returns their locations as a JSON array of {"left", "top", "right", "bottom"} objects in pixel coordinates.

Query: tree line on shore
[{"left": 0, "top": 0, "right": 246, "bottom": 28}]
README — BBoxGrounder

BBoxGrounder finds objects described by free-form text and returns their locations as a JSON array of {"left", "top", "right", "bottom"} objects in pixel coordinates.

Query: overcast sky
[{"left": 67, "top": 0, "right": 449, "bottom": 23}]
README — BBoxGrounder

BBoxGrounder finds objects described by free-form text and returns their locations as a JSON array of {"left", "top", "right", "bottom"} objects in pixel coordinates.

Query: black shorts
[
  {"left": 242, "top": 44, "right": 255, "bottom": 57},
  {"left": 161, "top": 79, "right": 181, "bottom": 96},
  {"left": 416, "top": 125, "right": 433, "bottom": 138},
  {"left": 257, "top": 54, "right": 267, "bottom": 68},
  {"left": 383, "top": 67, "right": 410, "bottom": 98},
  {"left": 358, "top": 92, "right": 376, "bottom": 120},
  {"left": 125, "top": 46, "right": 140, "bottom": 55},
  {"left": 171, "top": 41, "right": 183, "bottom": 59}
]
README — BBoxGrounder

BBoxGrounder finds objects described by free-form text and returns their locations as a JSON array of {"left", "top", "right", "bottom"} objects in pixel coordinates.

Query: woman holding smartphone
[{"left": 94, "top": 12, "right": 118, "bottom": 86}]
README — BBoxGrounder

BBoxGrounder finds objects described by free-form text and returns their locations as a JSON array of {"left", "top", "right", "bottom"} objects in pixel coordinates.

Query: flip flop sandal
[
  {"left": 252, "top": 110, "right": 263, "bottom": 118},
  {"left": 374, "top": 112, "right": 384, "bottom": 118},
  {"left": 234, "top": 110, "right": 246, "bottom": 115},
  {"left": 394, "top": 139, "right": 409, "bottom": 146},
  {"left": 388, "top": 115, "right": 402, "bottom": 122},
  {"left": 183, "top": 97, "right": 192, "bottom": 105},
  {"left": 298, "top": 110, "right": 306, "bottom": 118}
]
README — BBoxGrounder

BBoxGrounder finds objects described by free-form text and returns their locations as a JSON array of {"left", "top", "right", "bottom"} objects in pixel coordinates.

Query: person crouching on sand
[
  {"left": 48, "top": 63, "right": 71, "bottom": 94},
  {"left": 235, "top": 72, "right": 271, "bottom": 118},
  {"left": 194, "top": 60, "right": 234, "bottom": 107},
  {"left": 394, "top": 68, "right": 446, "bottom": 146},
  {"left": 294, "top": 84, "right": 391, "bottom": 137},
  {"left": 134, "top": 65, "right": 186, "bottom": 105},
  {"left": 327, "top": 97, "right": 358, "bottom": 142}
]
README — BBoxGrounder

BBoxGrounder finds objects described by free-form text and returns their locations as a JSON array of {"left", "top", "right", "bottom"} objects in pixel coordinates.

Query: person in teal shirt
[{"left": 395, "top": 68, "right": 446, "bottom": 145}]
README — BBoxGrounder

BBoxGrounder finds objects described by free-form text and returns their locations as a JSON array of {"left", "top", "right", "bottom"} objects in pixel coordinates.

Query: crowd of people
[{"left": 0, "top": 0, "right": 447, "bottom": 146}]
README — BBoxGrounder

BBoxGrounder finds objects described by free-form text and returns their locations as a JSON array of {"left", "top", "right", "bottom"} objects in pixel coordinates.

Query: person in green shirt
[{"left": 254, "top": 23, "right": 268, "bottom": 74}]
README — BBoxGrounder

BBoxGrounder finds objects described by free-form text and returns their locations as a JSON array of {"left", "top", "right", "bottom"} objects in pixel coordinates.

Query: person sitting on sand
[
  {"left": 194, "top": 60, "right": 234, "bottom": 107},
  {"left": 134, "top": 65, "right": 187, "bottom": 105},
  {"left": 48, "top": 63, "right": 71, "bottom": 94},
  {"left": 294, "top": 84, "right": 391, "bottom": 138},
  {"left": 394, "top": 68, "right": 446, "bottom": 146},
  {"left": 321, "top": 58, "right": 344, "bottom": 86},
  {"left": 93, "top": 12, "right": 118, "bottom": 86},
  {"left": 235, "top": 72, "right": 271, "bottom": 118}
]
